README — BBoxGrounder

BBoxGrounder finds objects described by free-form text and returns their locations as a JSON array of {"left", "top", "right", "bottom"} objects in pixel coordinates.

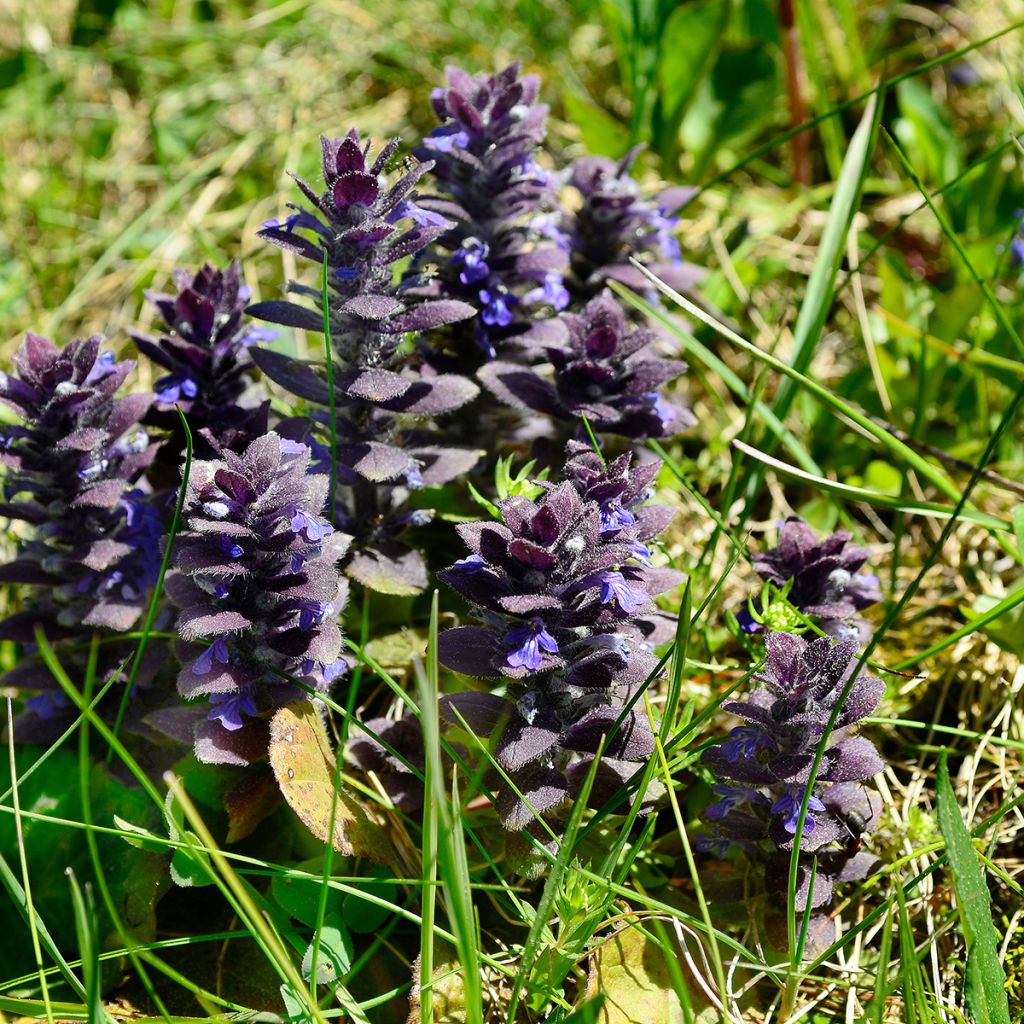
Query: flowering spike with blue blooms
[
  {"left": 0, "top": 333, "right": 165, "bottom": 735},
  {"left": 699, "top": 630, "right": 885, "bottom": 936},
  {"left": 478, "top": 291, "right": 693, "bottom": 447},
  {"left": 129, "top": 261, "right": 272, "bottom": 454},
  {"left": 739, "top": 517, "right": 882, "bottom": 641},
  {"left": 548, "top": 146, "right": 703, "bottom": 306},
  {"left": 437, "top": 441, "right": 683, "bottom": 833},
  {"left": 248, "top": 130, "right": 481, "bottom": 596},
  {"left": 413, "top": 63, "right": 568, "bottom": 361},
  {"left": 162, "top": 432, "right": 349, "bottom": 765},
  {"left": 0, "top": 334, "right": 161, "bottom": 634}
]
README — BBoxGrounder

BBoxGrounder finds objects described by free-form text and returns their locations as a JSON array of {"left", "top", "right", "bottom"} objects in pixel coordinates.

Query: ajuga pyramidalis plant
[
  {"left": 739, "top": 517, "right": 881, "bottom": 641},
  {"left": 249, "top": 131, "right": 480, "bottom": 596},
  {"left": 699, "top": 631, "right": 884, "bottom": 942},
  {"left": 478, "top": 290, "right": 694, "bottom": 450},
  {"left": 129, "top": 260, "right": 273, "bottom": 456},
  {"left": 0, "top": 334, "right": 163, "bottom": 733},
  {"left": 414, "top": 62, "right": 569, "bottom": 361},
  {"left": 161, "top": 432, "right": 348, "bottom": 765},
  {"left": 540, "top": 146, "right": 702, "bottom": 307},
  {"left": 437, "top": 442, "right": 682, "bottom": 843}
]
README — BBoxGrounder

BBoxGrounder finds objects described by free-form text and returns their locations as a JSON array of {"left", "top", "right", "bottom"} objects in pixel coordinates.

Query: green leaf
[
  {"left": 654, "top": 0, "right": 728, "bottom": 160},
  {"left": 271, "top": 860, "right": 345, "bottom": 927},
  {"left": 584, "top": 921, "right": 709, "bottom": 1023},
  {"left": 301, "top": 924, "right": 353, "bottom": 985},
  {"left": 1012, "top": 506, "right": 1024, "bottom": 558},
  {"left": 936, "top": 754, "right": 1011, "bottom": 1024},
  {"left": 341, "top": 864, "right": 398, "bottom": 934},
  {"left": 562, "top": 89, "right": 631, "bottom": 157}
]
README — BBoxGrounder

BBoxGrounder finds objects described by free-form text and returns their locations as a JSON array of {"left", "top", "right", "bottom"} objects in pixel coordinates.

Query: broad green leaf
[
  {"left": 268, "top": 702, "right": 395, "bottom": 863},
  {"left": 562, "top": 89, "right": 631, "bottom": 158},
  {"left": 0, "top": 748, "right": 165, "bottom": 979},
  {"left": 654, "top": 0, "right": 728, "bottom": 160},
  {"left": 271, "top": 858, "right": 345, "bottom": 927},
  {"left": 584, "top": 921, "right": 709, "bottom": 1023},
  {"left": 936, "top": 754, "right": 1011, "bottom": 1024},
  {"left": 301, "top": 924, "right": 353, "bottom": 985}
]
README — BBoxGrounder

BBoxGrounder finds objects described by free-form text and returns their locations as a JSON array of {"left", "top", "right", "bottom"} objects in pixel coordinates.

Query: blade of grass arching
[
  {"left": 505, "top": 731, "right": 605, "bottom": 1023},
  {"left": 6, "top": 699, "right": 54, "bottom": 1024},
  {"left": 880, "top": 307, "right": 1024, "bottom": 379},
  {"left": 691, "top": 19, "right": 1024, "bottom": 199},
  {"left": 652, "top": 691, "right": 729, "bottom": 1010},
  {"left": 111, "top": 406, "right": 194, "bottom": 747},
  {"left": 163, "top": 774, "right": 332, "bottom": 1024},
  {"left": 884, "top": 128, "right": 1024, "bottom": 362},
  {"left": 766, "top": 87, "right": 880, "bottom": 429},
  {"left": 867, "top": 902, "right": 895, "bottom": 1024},
  {"left": 75, "top": 637, "right": 172, "bottom": 1023},
  {"left": 936, "top": 753, "right": 1011, "bottom": 1024},
  {"left": 321, "top": 251, "right": 339, "bottom": 526},
  {"left": 631, "top": 261, "right": 980, "bottom": 508},
  {"left": 0, "top": 996, "right": 87, "bottom": 1019},
  {"left": 892, "top": 585, "right": 1024, "bottom": 670},
  {"left": 786, "top": 377, "right": 1024, "bottom": 995},
  {"left": 731, "top": 440, "right": 1013, "bottom": 535},
  {"left": 0, "top": 852, "right": 87, "bottom": 1000},
  {"left": 417, "top": 591, "right": 483, "bottom": 1024},
  {"left": 66, "top": 870, "right": 105, "bottom": 1024},
  {"left": 419, "top": 608, "right": 439, "bottom": 1024},
  {"left": 610, "top": 282, "right": 822, "bottom": 475}
]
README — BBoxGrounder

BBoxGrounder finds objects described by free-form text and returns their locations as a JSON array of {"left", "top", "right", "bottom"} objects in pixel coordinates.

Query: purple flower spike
[
  {"left": 504, "top": 618, "right": 559, "bottom": 670},
  {"left": 435, "top": 442, "right": 683, "bottom": 835},
  {"left": 167, "top": 433, "right": 349, "bottom": 765},
  {"left": 129, "top": 260, "right": 268, "bottom": 455},
  {"left": 701, "top": 630, "right": 886, "bottom": 927}
]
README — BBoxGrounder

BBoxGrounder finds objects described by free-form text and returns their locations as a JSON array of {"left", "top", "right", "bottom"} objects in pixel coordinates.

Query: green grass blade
[
  {"left": 66, "top": 869, "right": 106, "bottom": 1024},
  {"left": 731, "top": 440, "right": 1012, "bottom": 534},
  {"left": 936, "top": 753, "right": 1011, "bottom": 1024}
]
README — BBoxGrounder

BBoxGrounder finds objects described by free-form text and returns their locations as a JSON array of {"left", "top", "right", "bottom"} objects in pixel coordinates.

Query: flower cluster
[
  {"left": 699, "top": 631, "right": 884, "bottom": 924},
  {"left": 249, "top": 131, "right": 481, "bottom": 595},
  {"left": 437, "top": 442, "right": 683, "bottom": 834},
  {"left": 549, "top": 147, "right": 702, "bottom": 306},
  {"left": 415, "top": 62, "right": 568, "bottom": 359},
  {"left": 478, "top": 291, "right": 693, "bottom": 447},
  {"left": 129, "top": 261, "right": 272, "bottom": 454},
  {"left": 162, "top": 433, "right": 348, "bottom": 764},
  {"left": 0, "top": 334, "right": 160, "bottom": 635},
  {"left": 740, "top": 517, "right": 881, "bottom": 641}
]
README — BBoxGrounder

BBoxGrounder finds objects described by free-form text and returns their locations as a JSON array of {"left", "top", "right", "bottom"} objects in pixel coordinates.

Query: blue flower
[
  {"left": 219, "top": 537, "right": 244, "bottom": 559},
  {"left": 193, "top": 637, "right": 230, "bottom": 676},
  {"left": 479, "top": 287, "right": 515, "bottom": 327},
  {"left": 771, "top": 786, "right": 826, "bottom": 834},
  {"left": 207, "top": 688, "right": 258, "bottom": 731},
  {"left": 599, "top": 499, "right": 636, "bottom": 535},
  {"left": 705, "top": 782, "right": 762, "bottom": 821},
  {"left": 451, "top": 238, "right": 491, "bottom": 285},
  {"left": 298, "top": 601, "right": 334, "bottom": 631},
  {"left": 627, "top": 540, "right": 653, "bottom": 565},
  {"left": 321, "top": 657, "right": 348, "bottom": 683},
  {"left": 155, "top": 374, "right": 199, "bottom": 404},
  {"left": 720, "top": 726, "right": 766, "bottom": 762},
  {"left": 290, "top": 508, "right": 334, "bottom": 543},
  {"left": 26, "top": 690, "right": 69, "bottom": 721},
  {"left": 597, "top": 570, "right": 647, "bottom": 614},
  {"left": 504, "top": 617, "right": 559, "bottom": 670},
  {"left": 390, "top": 200, "right": 450, "bottom": 228},
  {"left": 451, "top": 553, "right": 486, "bottom": 573},
  {"left": 422, "top": 126, "right": 470, "bottom": 153}
]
